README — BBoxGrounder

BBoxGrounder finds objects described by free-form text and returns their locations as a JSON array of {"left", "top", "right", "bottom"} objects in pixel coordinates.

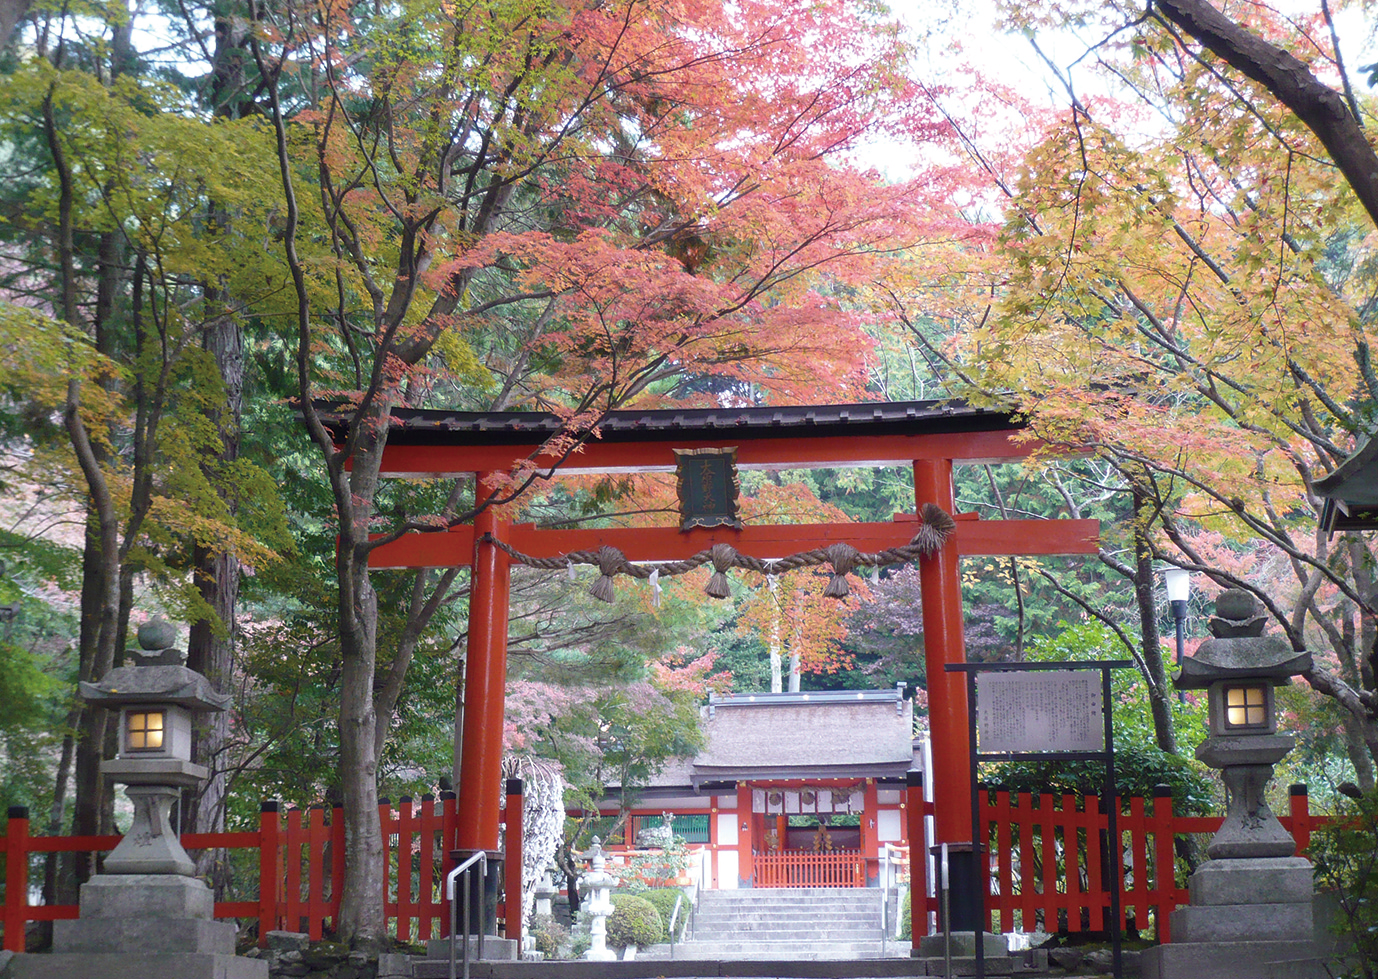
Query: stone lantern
[
  {"left": 7, "top": 620, "right": 267, "bottom": 979},
  {"left": 1143, "top": 589, "right": 1319, "bottom": 979},
  {"left": 77, "top": 618, "right": 230, "bottom": 876},
  {"left": 1176, "top": 589, "right": 1311, "bottom": 860},
  {"left": 578, "top": 838, "right": 617, "bottom": 962}
]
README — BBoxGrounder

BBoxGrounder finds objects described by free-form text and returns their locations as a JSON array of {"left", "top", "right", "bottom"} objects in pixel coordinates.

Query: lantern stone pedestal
[
  {"left": 5, "top": 621, "right": 266, "bottom": 979},
  {"left": 1142, "top": 591, "right": 1325, "bottom": 979},
  {"left": 7, "top": 874, "right": 266, "bottom": 979}
]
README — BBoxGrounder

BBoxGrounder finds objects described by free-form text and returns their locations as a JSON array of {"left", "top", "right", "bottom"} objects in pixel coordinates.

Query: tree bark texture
[
  {"left": 1133, "top": 490, "right": 1177, "bottom": 755},
  {"left": 186, "top": 305, "right": 244, "bottom": 884},
  {"left": 1155, "top": 0, "right": 1378, "bottom": 230}
]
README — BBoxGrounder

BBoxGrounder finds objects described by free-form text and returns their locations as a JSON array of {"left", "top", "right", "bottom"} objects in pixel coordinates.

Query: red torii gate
[{"left": 362, "top": 401, "right": 1099, "bottom": 855}]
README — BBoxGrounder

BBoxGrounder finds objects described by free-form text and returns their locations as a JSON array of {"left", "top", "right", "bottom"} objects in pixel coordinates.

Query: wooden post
[
  {"left": 4, "top": 806, "right": 29, "bottom": 953},
  {"left": 329, "top": 805, "right": 346, "bottom": 932},
  {"left": 1151, "top": 785, "right": 1176, "bottom": 943},
  {"left": 285, "top": 807, "right": 304, "bottom": 937},
  {"left": 862, "top": 778, "right": 879, "bottom": 884},
  {"left": 456, "top": 477, "right": 512, "bottom": 852},
  {"left": 307, "top": 805, "right": 327, "bottom": 941},
  {"left": 504, "top": 778, "right": 524, "bottom": 955},
  {"left": 397, "top": 797, "right": 416, "bottom": 943},
  {"left": 913, "top": 459, "right": 972, "bottom": 845},
  {"left": 905, "top": 771, "right": 927, "bottom": 944},
  {"left": 258, "top": 802, "right": 282, "bottom": 947},
  {"left": 1288, "top": 784, "right": 1311, "bottom": 855},
  {"left": 736, "top": 782, "right": 753, "bottom": 887},
  {"left": 706, "top": 802, "right": 716, "bottom": 889}
]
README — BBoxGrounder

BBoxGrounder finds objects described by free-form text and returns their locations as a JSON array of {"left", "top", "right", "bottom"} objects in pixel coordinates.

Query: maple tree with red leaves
[
  {"left": 238, "top": 0, "right": 969, "bottom": 942},
  {"left": 733, "top": 481, "right": 871, "bottom": 689}
]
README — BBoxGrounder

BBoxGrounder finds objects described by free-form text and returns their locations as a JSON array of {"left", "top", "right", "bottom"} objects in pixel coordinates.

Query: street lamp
[{"left": 1164, "top": 568, "right": 1192, "bottom": 703}]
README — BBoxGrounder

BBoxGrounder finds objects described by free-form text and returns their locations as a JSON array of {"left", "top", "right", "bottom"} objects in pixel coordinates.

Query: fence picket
[
  {"left": 1064, "top": 794, "right": 1083, "bottom": 934},
  {"left": 417, "top": 795, "right": 438, "bottom": 942},
  {"left": 284, "top": 808, "right": 305, "bottom": 937},
  {"left": 396, "top": 798, "right": 417, "bottom": 943},
  {"left": 331, "top": 805, "right": 346, "bottom": 930},
  {"left": 994, "top": 790, "right": 1013, "bottom": 931},
  {"left": 1151, "top": 787, "right": 1177, "bottom": 942},
  {"left": 307, "top": 807, "right": 328, "bottom": 941}
]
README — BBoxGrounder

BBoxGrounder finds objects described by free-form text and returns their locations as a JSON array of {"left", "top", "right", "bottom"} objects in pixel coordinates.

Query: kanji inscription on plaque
[
  {"left": 976, "top": 670, "right": 1103, "bottom": 753},
  {"left": 674, "top": 447, "right": 742, "bottom": 531}
]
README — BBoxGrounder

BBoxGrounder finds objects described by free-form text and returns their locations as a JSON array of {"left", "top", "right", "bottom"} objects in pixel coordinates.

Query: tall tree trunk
[
  {"left": 1133, "top": 489, "right": 1177, "bottom": 755},
  {"left": 335, "top": 557, "right": 384, "bottom": 948},
  {"left": 66, "top": 382, "right": 122, "bottom": 884},
  {"left": 186, "top": 304, "right": 244, "bottom": 886},
  {"left": 185, "top": 2, "right": 253, "bottom": 881},
  {"left": 768, "top": 576, "right": 782, "bottom": 693}
]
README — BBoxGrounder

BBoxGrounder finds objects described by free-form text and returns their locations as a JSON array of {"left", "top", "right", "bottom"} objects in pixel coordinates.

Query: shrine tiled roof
[
  {"left": 1315, "top": 435, "right": 1378, "bottom": 533},
  {"left": 626, "top": 688, "right": 920, "bottom": 793},
  {"left": 320, "top": 399, "right": 1021, "bottom": 446}
]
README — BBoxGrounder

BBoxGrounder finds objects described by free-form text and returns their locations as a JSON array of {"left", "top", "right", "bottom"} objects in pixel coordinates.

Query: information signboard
[{"left": 976, "top": 669, "right": 1103, "bottom": 754}]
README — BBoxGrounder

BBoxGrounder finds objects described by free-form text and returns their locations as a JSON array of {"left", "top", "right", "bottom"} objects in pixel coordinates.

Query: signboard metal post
[{"left": 947, "top": 660, "right": 1131, "bottom": 979}]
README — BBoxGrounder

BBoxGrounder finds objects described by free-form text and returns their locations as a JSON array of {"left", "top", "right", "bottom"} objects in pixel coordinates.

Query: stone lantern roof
[
  {"left": 79, "top": 666, "right": 229, "bottom": 711},
  {"left": 77, "top": 619, "right": 230, "bottom": 711},
  {"left": 1174, "top": 589, "right": 1311, "bottom": 690}
]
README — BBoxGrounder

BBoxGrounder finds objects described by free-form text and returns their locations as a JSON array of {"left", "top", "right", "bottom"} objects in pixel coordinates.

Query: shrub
[
  {"left": 641, "top": 888, "right": 690, "bottom": 941},
  {"left": 606, "top": 894, "right": 663, "bottom": 949},
  {"left": 625, "top": 834, "right": 690, "bottom": 888},
  {"left": 1310, "top": 784, "right": 1378, "bottom": 978},
  {"left": 529, "top": 914, "right": 568, "bottom": 959},
  {"left": 899, "top": 889, "right": 911, "bottom": 941}
]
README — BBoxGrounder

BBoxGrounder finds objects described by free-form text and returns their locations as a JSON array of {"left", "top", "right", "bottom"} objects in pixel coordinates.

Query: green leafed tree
[{"left": 0, "top": 44, "right": 291, "bottom": 887}]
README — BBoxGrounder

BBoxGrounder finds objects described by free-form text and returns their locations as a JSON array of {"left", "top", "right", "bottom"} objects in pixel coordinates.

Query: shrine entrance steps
[{"left": 640, "top": 886, "right": 902, "bottom": 961}]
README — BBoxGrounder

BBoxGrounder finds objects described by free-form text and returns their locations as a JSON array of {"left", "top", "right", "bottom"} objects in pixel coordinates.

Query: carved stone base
[
  {"left": 1209, "top": 763, "right": 1296, "bottom": 859},
  {"left": 104, "top": 785, "right": 195, "bottom": 875}
]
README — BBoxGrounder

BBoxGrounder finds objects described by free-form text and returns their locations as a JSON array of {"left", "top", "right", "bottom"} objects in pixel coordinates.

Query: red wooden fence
[
  {"left": 754, "top": 849, "right": 866, "bottom": 888},
  {"left": 1, "top": 789, "right": 526, "bottom": 953},
  {"left": 909, "top": 784, "right": 1321, "bottom": 942},
  {"left": 2, "top": 784, "right": 1325, "bottom": 951}
]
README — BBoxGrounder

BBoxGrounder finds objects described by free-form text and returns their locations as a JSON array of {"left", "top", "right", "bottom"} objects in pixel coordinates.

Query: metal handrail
[
  {"left": 880, "top": 847, "right": 889, "bottom": 954},
  {"left": 668, "top": 894, "right": 684, "bottom": 958},
  {"left": 666, "top": 844, "right": 708, "bottom": 958},
  {"left": 880, "top": 842, "right": 910, "bottom": 954},
  {"left": 689, "top": 844, "right": 706, "bottom": 939},
  {"left": 445, "top": 850, "right": 487, "bottom": 979}
]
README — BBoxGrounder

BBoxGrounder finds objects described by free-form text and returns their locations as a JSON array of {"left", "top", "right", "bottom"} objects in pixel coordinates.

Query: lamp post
[{"left": 1164, "top": 568, "right": 1192, "bottom": 704}]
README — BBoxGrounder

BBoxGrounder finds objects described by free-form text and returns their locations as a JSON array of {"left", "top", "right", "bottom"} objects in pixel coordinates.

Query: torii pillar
[
  {"left": 454, "top": 475, "right": 510, "bottom": 852},
  {"left": 914, "top": 459, "right": 970, "bottom": 846}
]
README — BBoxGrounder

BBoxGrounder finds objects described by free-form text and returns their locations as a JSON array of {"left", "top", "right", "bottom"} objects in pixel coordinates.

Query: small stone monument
[
  {"left": 578, "top": 838, "right": 617, "bottom": 961},
  {"left": 8, "top": 620, "right": 266, "bottom": 979},
  {"left": 533, "top": 868, "right": 557, "bottom": 918},
  {"left": 634, "top": 811, "right": 674, "bottom": 847},
  {"left": 1143, "top": 589, "right": 1322, "bottom": 979}
]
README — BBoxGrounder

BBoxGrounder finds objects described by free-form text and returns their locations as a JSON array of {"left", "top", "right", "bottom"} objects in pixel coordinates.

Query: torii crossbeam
[{"left": 355, "top": 401, "right": 1099, "bottom": 855}]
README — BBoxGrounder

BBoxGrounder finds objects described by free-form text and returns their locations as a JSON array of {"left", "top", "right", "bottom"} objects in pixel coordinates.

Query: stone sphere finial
[
  {"left": 1208, "top": 588, "right": 1267, "bottom": 639},
  {"left": 138, "top": 618, "right": 177, "bottom": 651},
  {"left": 132, "top": 618, "right": 183, "bottom": 666}
]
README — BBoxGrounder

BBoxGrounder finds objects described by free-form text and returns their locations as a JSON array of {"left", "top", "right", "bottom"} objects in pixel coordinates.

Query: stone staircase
[{"left": 642, "top": 886, "right": 904, "bottom": 960}]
